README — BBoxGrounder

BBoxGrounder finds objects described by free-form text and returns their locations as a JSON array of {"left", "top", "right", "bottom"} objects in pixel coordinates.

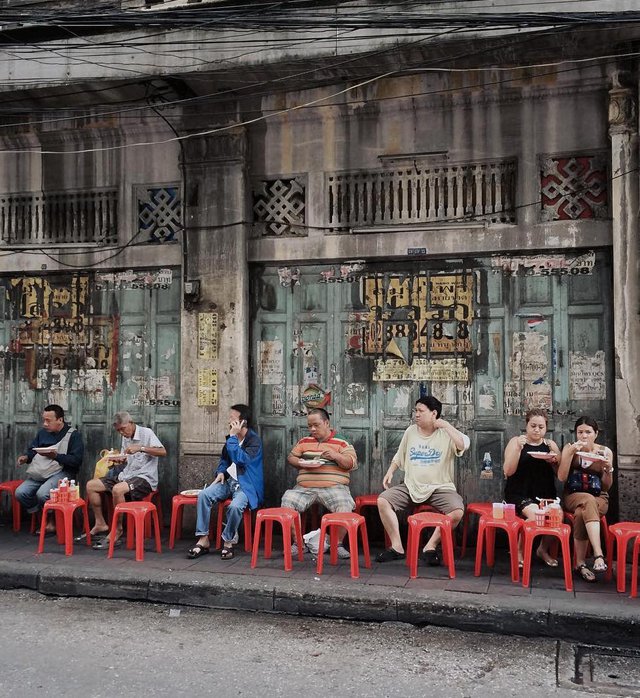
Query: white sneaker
[
  {"left": 336, "top": 545, "right": 350, "bottom": 560},
  {"left": 291, "top": 543, "right": 302, "bottom": 557}
]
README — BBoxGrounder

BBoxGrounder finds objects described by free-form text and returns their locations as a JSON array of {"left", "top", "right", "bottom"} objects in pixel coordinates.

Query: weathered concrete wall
[
  {"left": 609, "top": 78, "right": 640, "bottom": 520},
  {"left": 178, "top": 126, "right": 250, "bottom": 487},
  {"left": 249, "top": 67, "right": 611, "bottom": 263}
]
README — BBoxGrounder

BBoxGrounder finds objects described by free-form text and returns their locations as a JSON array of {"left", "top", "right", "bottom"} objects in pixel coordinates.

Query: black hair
[
  {"left": 308, "top": 408, "right": 330, "bottom": 422},
  {"left": 230, "top": 404, "right": 252, "bottom": 428},
  {"left": 415, "top": 396, "right": 442, "bottom": 419},
  {"left": 574, "top": 415, "right": 599, "bottom": 433},
  {"left": 525, "top": 408, "right": 548, "bottom": 426},
  {"left": 43, "top": 404, "right": 65, "bottom": 420}
]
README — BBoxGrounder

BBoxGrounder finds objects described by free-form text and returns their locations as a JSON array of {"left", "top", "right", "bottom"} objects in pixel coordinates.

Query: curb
[{"left": 0, "top": 560, "right": 637, "bottom": 647}]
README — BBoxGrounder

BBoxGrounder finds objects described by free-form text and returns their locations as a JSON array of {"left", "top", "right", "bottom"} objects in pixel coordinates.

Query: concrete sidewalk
[{"left": 0, "top": 525, "right": 637, "bottom": 647}]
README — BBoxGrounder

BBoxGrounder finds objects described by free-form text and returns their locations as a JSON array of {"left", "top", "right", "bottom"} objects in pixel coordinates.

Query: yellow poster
[
  {"left": 198, "top": 312, "right": 219, "bottom": 360},
  {"left": 197, "top": 368, "right": 218, "bottom": 406}
]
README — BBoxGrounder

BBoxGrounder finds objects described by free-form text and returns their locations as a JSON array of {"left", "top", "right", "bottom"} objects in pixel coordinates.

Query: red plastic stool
[
  {"left": 37, "top": 499, "right": 92, "bottom": 556},
  {"left": 521, "top": 521, "right": 573, "bottom": 592},
  {"left": 406, "top": 512, "right": 456, "bottom": 580},
  {"left": 606, "top": 522, "right": 640, "bottom": 593},
  {"left": 563, "top": 512, "right": 609, "bottom": 567},
  {"left": 301, "top": 501, "right": 322, "bottom": 534},
  {"left": 251, "top": 507, "right": 304, "bottom": 572},
  {"left": 0, "top": 479, "right": 25, "bottom": 532},
  {"left": 474, "top": 514, "right": 523, "bottom": 582},
  {"left": 141, "top": 490, "right": 164, "bottom": 536},
  {"left": 108, "top": 501, "right": 162, "bottom": 562},
  {"left": 168, "top": 494, "right": 198, "bottom": 549},
  {"left": 630, "top": 535, "right": 640, "bottom": 599},
  {"left": 461, "top": 502, "right": 493, "bottom": 558},
  {"left": 316, "top": 512, "right": 371, "bottom": 579},
  {"left": 355, "top": 494, "right": 390, "bottom": 548},
  {"left": 215, "top": 498, "right": 254, "bottom": 553}
]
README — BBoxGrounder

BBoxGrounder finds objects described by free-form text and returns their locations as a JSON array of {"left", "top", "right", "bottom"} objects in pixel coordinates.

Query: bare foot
[
  {"left": 536, "top": 546, "right": 558, "bottom": 567},
  {"left": 90, "top": 525, "right": 109, "bottom": 536}
]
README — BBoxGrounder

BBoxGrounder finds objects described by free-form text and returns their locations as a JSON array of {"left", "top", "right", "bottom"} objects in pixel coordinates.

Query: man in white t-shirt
[{"left": 376, "top": 396, "right": 469, "bottom": 566}]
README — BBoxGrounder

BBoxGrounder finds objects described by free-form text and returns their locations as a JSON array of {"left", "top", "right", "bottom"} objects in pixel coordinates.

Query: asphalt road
[{"left": 0, "top": 590, "right": 622, "bottom": 697}]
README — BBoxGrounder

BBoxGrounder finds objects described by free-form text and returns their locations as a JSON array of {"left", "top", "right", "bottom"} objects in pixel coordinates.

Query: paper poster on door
[
  {"left": 258, "top": 340, "right": 284, "bottom": 385},
  {"left": 569, "top": 351, "right": 605, "bottom": 400},
  {"left": 510, "top": 332, "right": 548, "bottom": 381}
]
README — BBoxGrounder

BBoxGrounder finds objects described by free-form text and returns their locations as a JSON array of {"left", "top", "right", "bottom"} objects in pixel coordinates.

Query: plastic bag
[
  {"left": 302, "top": 527, "right": 330, "bottom": 555},
  {"left": 93, "top": 449, "right": 112, "bottom": 479}
]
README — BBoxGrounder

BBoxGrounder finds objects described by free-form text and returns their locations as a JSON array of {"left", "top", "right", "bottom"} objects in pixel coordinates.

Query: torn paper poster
[
  {"left": 258, "top": 340, "right": 284, "bottom": 385},
  {"left": 569, "top": 351, "right": 606, "bottom": 400}
]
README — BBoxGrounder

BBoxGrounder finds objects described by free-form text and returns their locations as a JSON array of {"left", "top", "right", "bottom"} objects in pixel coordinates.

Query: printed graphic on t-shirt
[{"left": 409, "top": 444, "right": 442, "bottom": 466}]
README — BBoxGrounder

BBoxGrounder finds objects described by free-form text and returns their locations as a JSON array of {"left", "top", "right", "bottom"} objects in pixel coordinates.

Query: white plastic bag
[{"left": 302, "top": 528, "right": 330, "bottom": 555}]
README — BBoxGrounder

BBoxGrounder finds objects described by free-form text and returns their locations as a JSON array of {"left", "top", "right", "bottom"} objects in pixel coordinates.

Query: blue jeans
[
  {"left": 196, "top": 478, "right": 249, "bottom": 543},
  {"left": 15, "top": 472, "right": 70, "bottom": 514}
]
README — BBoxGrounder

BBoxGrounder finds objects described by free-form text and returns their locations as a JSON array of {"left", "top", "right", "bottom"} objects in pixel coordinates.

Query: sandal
[
  {"left": 376, "top": 547, "right": 405, "bottom": 562},
  {"left": 575, "top": 563, "right": 596, "bottom": 583},
  {"left": 220, "top": 546, "right": 234, "bottom": 560},
  {"left": 592, "top": 554, "right": 608, "bottom": 572},
  {"left": 187, "top": 543, "right": 210, "bottom": 559}
]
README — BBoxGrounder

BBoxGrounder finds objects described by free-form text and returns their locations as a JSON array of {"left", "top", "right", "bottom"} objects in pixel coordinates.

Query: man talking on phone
[{"left": 187, "top": 404, "right": 264, "bottom": 560}]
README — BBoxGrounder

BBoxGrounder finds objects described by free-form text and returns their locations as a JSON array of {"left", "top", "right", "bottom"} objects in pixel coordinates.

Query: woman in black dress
[{"left": 503, "top": 408, "right": 561, "bottom": 566}]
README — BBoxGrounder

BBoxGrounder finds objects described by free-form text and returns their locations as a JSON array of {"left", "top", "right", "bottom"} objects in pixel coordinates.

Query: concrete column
[
  {"left": 178, "top": 129, "right": 250, "bottom": 488},
  {"left": 609, "top": 75, "right": 640, "bottom": 519}
]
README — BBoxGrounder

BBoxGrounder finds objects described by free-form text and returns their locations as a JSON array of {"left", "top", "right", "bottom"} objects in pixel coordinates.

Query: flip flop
[
  {"left": 35, "top": 529, "right": 56, "bottom": 538},
  {"left": 187, "top": 543, "right": 210, "bottom": 559},
  {"left": 74, "top": 531, "right": 107, "bottom": 542},
  {"left": 376, "top": 547, "right": 405, "bottom": 562},
  {"left": 92, "top": 538, "right": 122, "bottom": 550}
]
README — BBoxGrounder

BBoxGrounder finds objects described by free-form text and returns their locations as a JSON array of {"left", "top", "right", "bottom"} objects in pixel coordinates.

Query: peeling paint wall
[
  {"left": 251, "top": 253, "right": 615, "bottom": 511},
  {"left": 0, "top": 270, "right": 181, "bottom": 511}
]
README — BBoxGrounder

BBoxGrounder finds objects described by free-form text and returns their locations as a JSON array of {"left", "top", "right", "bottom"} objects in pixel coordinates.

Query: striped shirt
[{"left": 291, "top": 430, "right": 357, "bottom": 488}]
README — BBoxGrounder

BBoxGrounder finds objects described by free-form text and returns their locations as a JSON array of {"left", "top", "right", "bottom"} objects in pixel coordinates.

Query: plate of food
[
  {"left": 300, "top": 459, "right": 328, "bottom": 468},
  {"left": 33, "top": 446, "right": 58, "bottom": 454},
  {"left": 528, "top": 451, "right": 556, "bottom": 460},
  {"left": 576, "top": 451, "right": 606, "bottom": 463},
  {"left": 180, "top": 489, "right": 202, "bottom": 497}
]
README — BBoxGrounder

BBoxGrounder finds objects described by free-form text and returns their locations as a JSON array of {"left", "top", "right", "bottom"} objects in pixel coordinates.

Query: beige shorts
[{"left": 379, "top": 483, "right": 464, "bottom": 515}]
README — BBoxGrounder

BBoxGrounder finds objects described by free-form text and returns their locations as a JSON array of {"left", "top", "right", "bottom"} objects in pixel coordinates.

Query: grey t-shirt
[{"left": 118, "top": 425, "right": 164, "bottom": 489}]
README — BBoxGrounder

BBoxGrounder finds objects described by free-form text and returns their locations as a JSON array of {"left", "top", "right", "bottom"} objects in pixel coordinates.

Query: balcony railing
[
  {"left": 327, "top": 159, "right": 516, "bottom": 231},
  {"left": 0, "top": 189, "right": 118, "bottom": 245}
]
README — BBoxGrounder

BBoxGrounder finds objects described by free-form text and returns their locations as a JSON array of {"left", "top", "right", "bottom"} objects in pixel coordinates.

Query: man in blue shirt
[
  {"left": 187, "top": 404, "right": 264, "bottom": 560},
  {"left": 16, "top": 404, "right": 84, "bottom": 533}
]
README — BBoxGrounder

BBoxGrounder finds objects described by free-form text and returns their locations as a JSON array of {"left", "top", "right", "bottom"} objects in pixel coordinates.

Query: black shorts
[
  {"left": 504, "top": 496, "right": 536, "bottom": 517},
  {"left": 100, "top": 474, "right": 153, "bottom": 501}
]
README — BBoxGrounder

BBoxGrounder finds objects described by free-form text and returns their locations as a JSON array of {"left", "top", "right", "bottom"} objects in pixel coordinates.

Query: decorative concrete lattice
[
  {"left": 138, "top": 186, "right": 181, "bottom": 242},
  {"left": 540, "top": 155, "right": 608, "bottom": 221},
  {"left": 252, "top": 178, "right": 306, "bottom": 237}
]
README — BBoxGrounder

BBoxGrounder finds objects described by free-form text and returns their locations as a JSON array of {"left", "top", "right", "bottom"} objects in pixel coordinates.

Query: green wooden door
[
  {"left": 0, "top": 270, "right": 181, "bottom": 514},
  {"left": 251, "top": 251, "right": 614, "bottom": 513}
]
